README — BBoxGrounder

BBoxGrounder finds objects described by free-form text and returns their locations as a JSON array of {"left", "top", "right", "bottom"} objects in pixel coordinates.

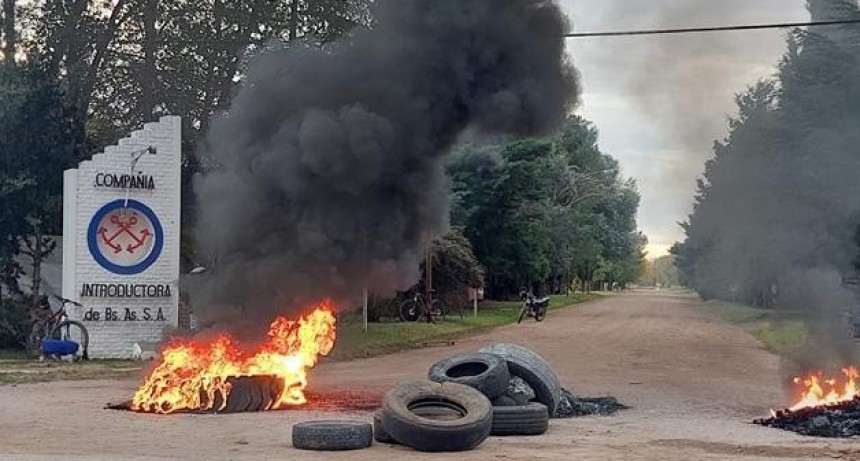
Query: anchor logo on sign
[
  {"left": 98, "top": 212, "right": 152, "bottom": 254},
  {"left": 88, "top": 200, "right": 163, "bottom": 275}
]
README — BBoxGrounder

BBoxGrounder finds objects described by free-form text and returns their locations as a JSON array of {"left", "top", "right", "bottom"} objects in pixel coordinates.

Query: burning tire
[
  {"left": 491, "top": 403, "right": 550, "bottom": 436},
  {"left": 427, "top": 353, "right": 510, "bottom": 399},
  {"left": 292, "top": 420, "right": 373, "bottom": 451},
  {"left": 380, "top": 381, "right": 492, "bottom": 452},
  {"left": 479, "top": 343, "right": 562, "bottom": 415},
  {"left": 373, "top": 411, "right": 397, "bottom": 444}
]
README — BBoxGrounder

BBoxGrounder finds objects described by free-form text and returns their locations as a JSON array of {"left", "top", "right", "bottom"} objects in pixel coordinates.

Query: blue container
[{"left": 41, "top": 339, "right": 79, "bottom": 356}]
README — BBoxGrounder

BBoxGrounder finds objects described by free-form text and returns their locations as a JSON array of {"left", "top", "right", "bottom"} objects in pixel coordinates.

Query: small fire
[
  {"left": 783, "top": 367, "right": 859, "bottom": 412},
  {"left": 131, "top": 301, "right": 337, "bottom": 414}
]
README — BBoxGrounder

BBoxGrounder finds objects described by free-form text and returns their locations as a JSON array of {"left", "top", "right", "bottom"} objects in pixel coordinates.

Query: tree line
[
  {"left": 448, "top": 117, "right": 646, "bottom": 300},
  {"left": 672, "top": 0, "right": 860, "bottom": 309}
]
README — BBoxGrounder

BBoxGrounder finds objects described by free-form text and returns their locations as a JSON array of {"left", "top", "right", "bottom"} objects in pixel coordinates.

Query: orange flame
[
  {"left": 131, "top": 301, "right": 337, "bottom": 414},
  {"left": 786, "top": 366, "right": 859, "bottom": 412}
]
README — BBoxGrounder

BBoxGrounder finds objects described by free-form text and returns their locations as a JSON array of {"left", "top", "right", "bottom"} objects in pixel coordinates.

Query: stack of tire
[
  {"left": 371, "top": 342, "right": 561, "bottom": 451},
  {"left": 292, "top": 342, "right": 561, "bottom": 452}
]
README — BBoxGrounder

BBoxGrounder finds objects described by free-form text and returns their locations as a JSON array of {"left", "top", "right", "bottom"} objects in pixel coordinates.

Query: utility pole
[
  {"left": 141, "top": 0, "right": 157, "bottom": 121},
  {"left": 362, "top": 284, "right": 368, "bottom": 334},
  {"left": 425, "top": 235, "right": 433, "bottom": 301}
]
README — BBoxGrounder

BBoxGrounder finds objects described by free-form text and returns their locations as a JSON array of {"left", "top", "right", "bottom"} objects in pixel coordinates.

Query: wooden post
[
  {"left": 473, "top": 291, "right": 478, "bottom": 318},
  {"left": 363, "top": 284, "right": 368, "bottom": 334},
  {"left": 425, "top": 236, "right": 432, "bottom": 300}
]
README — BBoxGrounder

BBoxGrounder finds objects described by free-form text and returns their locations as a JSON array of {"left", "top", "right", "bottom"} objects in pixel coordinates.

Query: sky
[{"left": 559, "top": 0, "right": 809, "bottom": 258}]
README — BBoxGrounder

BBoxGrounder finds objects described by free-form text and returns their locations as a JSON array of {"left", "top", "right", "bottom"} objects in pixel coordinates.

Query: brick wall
[{"left": 63, "top": 116, "right": 182, "bottom": 358}]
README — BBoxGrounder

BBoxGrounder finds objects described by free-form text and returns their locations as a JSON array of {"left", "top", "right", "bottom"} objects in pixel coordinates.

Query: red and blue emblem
[{"left": 87, "top": 200, "right": 164, "bottom": 275}]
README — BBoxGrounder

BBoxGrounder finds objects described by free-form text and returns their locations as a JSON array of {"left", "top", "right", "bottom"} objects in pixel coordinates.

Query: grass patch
[
  {"left": 332, "top": 293, "right": 599, "bottom": 360},
  {"left": 707, "top": 301, "right": 810, "bottom": 358},
  {"left": 0, "top": 358, "right": 142, "bottom": 386}
]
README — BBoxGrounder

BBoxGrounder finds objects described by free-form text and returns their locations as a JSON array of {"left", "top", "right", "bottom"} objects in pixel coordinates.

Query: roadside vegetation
[
  {"left": 0, "top": 357, "right": 142, "bottom": 386},
  {"left": 306, "top": 294, "right": 598, "bottom": 360},
  {"left": 707, "top": 301, "right": 810, "bottom": 359}
]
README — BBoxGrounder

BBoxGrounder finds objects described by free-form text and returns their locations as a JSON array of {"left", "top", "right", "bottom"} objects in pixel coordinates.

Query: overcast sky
[{"left": 559, "top": 0, "right": 809, "bottom": 257}]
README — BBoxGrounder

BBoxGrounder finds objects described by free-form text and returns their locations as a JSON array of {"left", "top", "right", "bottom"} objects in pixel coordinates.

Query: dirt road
[{"left": 1, "top": 291, "right": 858, "bottom": 461}]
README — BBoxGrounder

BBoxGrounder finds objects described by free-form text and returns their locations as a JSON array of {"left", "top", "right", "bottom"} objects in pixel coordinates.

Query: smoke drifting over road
[
  {"left": 192, "top": 0, "right": 578, "bottom": 328},
  {"left": 674, "top": 0, "right": 860, "bottom": 370}
]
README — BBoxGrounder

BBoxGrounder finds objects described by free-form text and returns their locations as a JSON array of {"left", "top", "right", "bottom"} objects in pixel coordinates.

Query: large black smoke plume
[{"left": 192, "top": 0, "right": 578, "bottom": 328}]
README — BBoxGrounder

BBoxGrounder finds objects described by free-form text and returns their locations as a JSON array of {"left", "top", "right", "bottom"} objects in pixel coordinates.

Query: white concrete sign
[{"left": 62, "top": 116, "right": 181, "bottom": 358}]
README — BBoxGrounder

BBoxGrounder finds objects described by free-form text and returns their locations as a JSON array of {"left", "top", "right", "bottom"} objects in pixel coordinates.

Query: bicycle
[
  {"left": 25, "top": 295, "right": 90, "bottom": 361},
  {"left": 399, "top": 289, "right": 443, "bottom": 323},
  {"left": 517, "top": 291, "right": 549, "bottom": 324}
]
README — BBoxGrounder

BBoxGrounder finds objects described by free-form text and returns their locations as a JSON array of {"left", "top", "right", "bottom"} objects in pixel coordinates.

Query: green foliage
[
  {"left": 708, "top": 301, "right": 809, "bottom": 359},
  {"left": 0, "top": 298, "right": 27, "bottom": 348},
  {"left": 0, "top": 62, "right": 84, "bottom": 314},
  {"left": 449, "top": 117, "right": 646, "bottom": 298},
  {"left": 333, "top": 294, "right": 598, "bottom": 360}
]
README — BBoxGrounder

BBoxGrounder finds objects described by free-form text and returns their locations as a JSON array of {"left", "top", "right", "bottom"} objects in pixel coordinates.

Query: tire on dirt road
[
  {"left": 373, "top": 411, "right": 397, "bottom": 444},
  {"left": 292, "top": 420, "right": 373, "bottom": 451},
  {"left": 427, "top": 353, "right": 510, "bottom": 399},
  {"left": 479, "top": 343, "right": 562, "bottom": 415},
  {"left": 380, "top": 381, "right": 492, "bottom": 452},
  {"left": 491, "top": 402, "right": 549, "bottom": 436}
]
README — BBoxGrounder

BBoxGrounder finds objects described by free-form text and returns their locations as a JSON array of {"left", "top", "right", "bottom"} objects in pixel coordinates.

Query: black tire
[
  {"left": 399, "top": 299, "right": 420, "bottom": 322},
  {"left": 222, "top": 378, "right": 253, "bottom": 413},
  {"left": 428, "top": 353, "right": 510, "bottom": 399},
  {"left": 49, "top": 320, "right": 89, "bottom": 360},
  {"left": 491, "top": 395, "right": 519, "bottom": 407},
  {"left": 431, "top": 298, "right": 444, "bottom": 322},
  {"left": 491, "top": 403, "right": 549, "bottom": 436},
  {"left": 373, "top": 411, "right": 397, "bottom": 444},
  {"left": 292, "top": 420, "right": 373, "bottom": 451},
  {"left": 479, "top": 343, "right": 562, "bottom": 415},
  {"left": 535, "top": 305, "right": 547, "bottom": 322},
  {"left": 380, "top": 381, "right": 492, "bottom": 452}
]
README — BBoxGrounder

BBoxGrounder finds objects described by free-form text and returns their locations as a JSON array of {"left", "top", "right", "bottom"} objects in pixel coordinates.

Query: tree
[
  {"left": 450, "top": 140, "right": 554, "bottom": 298},
  {"left": 11, "top": 0, "right": 373, "bottom": 272},
  {"left": 0, "top": 62, "right": 85, "bottom": 316},
  {"left": 449, "top": 117, "right": 645, "bottom": 298},
  {"left": 423, "top": 229, "right": 484, "bottom": 309},
  {"left": 674, "top": 0, "right": 860, "bottom": 310}
]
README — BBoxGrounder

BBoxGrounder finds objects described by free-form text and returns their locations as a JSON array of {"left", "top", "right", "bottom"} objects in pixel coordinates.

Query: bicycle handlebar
[{"left": 49, "top": 294, "right": 84, "bottom": 308}]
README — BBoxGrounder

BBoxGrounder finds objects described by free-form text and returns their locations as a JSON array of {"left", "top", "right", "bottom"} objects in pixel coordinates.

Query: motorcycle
[{"left": 517, "top": 291, "right": 550, "bottom": 324}]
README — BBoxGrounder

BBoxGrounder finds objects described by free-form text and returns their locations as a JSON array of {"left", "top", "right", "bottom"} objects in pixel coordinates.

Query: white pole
[
  {"left": 363, "top": 284, "right": 368, "bottom": 334},
  {"left": 473, "top": 294, "right": 478, "bottom": 318}
]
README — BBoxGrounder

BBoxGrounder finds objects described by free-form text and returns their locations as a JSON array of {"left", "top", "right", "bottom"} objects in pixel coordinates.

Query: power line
[{"left": 565, "top": 18, "right": 860, "bottom": 38}]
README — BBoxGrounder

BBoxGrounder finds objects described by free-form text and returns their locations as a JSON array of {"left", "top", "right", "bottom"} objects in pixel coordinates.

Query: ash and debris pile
[
  {"left": 755, "top": 398, "right": 860, "bottom": 438},
  {"left": 555, "top": 388, "right": 627, "bottom": 418}
]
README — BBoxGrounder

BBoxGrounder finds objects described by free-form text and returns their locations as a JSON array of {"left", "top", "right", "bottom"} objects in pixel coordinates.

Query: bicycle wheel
[
  {"left": 50, "top": 320, "right": 90, "bottom": 360},
  {"left": 431, "top": 299, "right": 444, "bottom": 322},
  {"left": 399, "top": 299, "right": 421, "bottom": 322}
]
